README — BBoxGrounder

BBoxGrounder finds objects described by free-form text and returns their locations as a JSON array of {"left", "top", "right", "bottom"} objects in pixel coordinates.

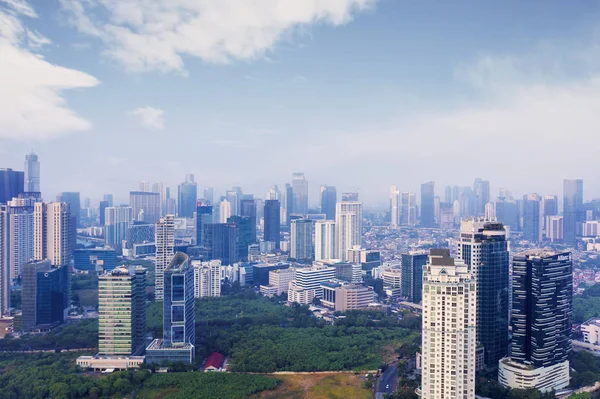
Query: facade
[
  {"left": 1, "top": 197, "right": 35, "bottom": 281},
  {"left": 401, "top": 192, "right": 417, "bottom": 225},
  {"left": 315, "top": 220, "right": 336, "bottom": 261},
  {"left": 22, "top": 260, "right": 64, "bottom": 331},
  {"left": 334, "top": 284, "right": 373, "bottom": 312},
  {"left": 522, "top": 193, "right": 542, "bottom": 242},
  {"left": 498, "top": 251, "right": 573, "bottom": 393},
  {"left": 390, "top": 186, "right": 400, "bottom": 227},
  {"left": 291, "top": 265, "right": 335, "bottom": 300},
  {"left": 177, "top": 175, "right": 197, "bottom": 219},
  {"left": 130, "top": 191, "right": 161, "bottom": 224},
  {"left": 421, "top": 249, "right": 476, "bottom": 399},
  {"left": 56, "top": 192, "right": 80, "bottom": 227},
  {"left": 193, "top": 260, "right": 221, "bottom": 298},
  {"left": 457, "top": 219, "right": 509, "bottom": 369},
  {"left": 320, "top": 185, "right": 337, "bottom": 220},
  {"left": 128, "top": 223, "right": 155, "bottom": 246},
  {"left": 24, "top": 152, "right": 40, "bottom": 193},
  {"left": 252, "top": 263, "right": 289, "bottom": 286},
  {"left": 155, "top": 215, "right": 175, "bottom": 301},
  {"left": 240, "top": 199, "right": 257, "bottom": 243},
  {"left": 420, "top": 181, "right": 435, "bottom": 227},
  {"left": 335, "top": 201, "right": 362, "bottom": 261},
  {"left": 219, "top": 199, "right": 231, "bottom": 223},
  {"left": 204, "top": 223, "right": 238, "bottom": 265},
  {"left": 290, "top": 219, "right": 314, "bottom": 261},
  {"left": 582, "top": 318, "right": 600, "bottom": 345},
  {"left": 543, "top": 195, "right": 559, "bottom": 229},
  {"left": 563, "top": 179, "right": 583, "bottom": 244},
  {"left": 287, "top": 281, "right": 317, "bottom": 305},
  {"left": 98, "top": 266, "right": 147, "bottom": 356},
  {"left": 383, "top": 269, "right": 402, "bottom": 288},
  {"left": 329, "top": 261, "right": 361, "bottom": 283},
  {"left": 260, "top": 268, "right": 295, "bottom": 296},
  {"left": 401, "top": 252, "right": 428, "bottom": 304},
  {"left": 74, "top": 248, "right": 117, "bottom": 272},
  {"left": 0, "top": 169, "right": 24, "bottom": 204},
  {"left": 547, "top": 216, "right": 564, "bottom": 242},
  {"left": 104, "top": 206, "right": 132, "bottom": 250},
  {"left": 195, "top": 203, "right": 213, "bottom": 247},
  {"left": 292, "top": 173, "right": 308, "bottom": 215},
  {"left": 264, "top": 200, "right": 281, "bottom": 248}
]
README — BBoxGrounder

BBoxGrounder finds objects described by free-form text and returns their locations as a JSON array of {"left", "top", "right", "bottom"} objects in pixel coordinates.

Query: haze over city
[{"left": 2, "top": 0, "right": 600, "bottom": 204}]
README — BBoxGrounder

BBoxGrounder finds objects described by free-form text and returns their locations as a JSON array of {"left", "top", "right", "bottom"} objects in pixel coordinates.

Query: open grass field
[{"left": 253, "top": 373, "right": 372, "bottom": 399}]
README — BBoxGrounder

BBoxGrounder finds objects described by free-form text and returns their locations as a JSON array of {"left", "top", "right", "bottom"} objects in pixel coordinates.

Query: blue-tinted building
[
  {"left": 240, "top": 199, "right": 257, "bottom": 243},
  {"left": 252, "top": 263, "right": 290, "bottom": 286},
  {"left": 264, "top": 200, "right": 281, "bottom": 248},
  {"left": 204, "top": 223, "right": 238, "bottom": 265},
  {"left": 22, "top": 260, "right": 64, "bottom": 332},
  {"left": 0, "top": 169, "right": 24, "bottom": 205},
  {"left": 228, "top": 215, "right": 252, "bottom": 261},
  {"left": 74, "top": 248, "right": 117, "bottom": 272},
  {"left": 320, "top": 185, "right": 337, "bottom": 220},
  {"left": 401, "top": 252, "right": 428, "bottom": 304},
  {"left": 178, "top": 177, "right": 197, "bottom": 219},
  {"left": 195, "top": 203, "right": 213, "bottom": 246}
]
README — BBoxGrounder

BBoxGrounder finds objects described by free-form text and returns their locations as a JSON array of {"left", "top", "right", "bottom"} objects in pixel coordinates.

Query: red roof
[{"left": 204, "top": 352, "right": 224, "bottom": 370}]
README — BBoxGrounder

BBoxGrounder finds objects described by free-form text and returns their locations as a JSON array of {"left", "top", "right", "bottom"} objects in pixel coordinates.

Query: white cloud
[
  {"left": 0, "top": 0, "right": 99, "bottom": 141},
  {"left": 59, "top": 0, "right": 376, "bottom": 72},
  {"left": 128, "top": 106, "right": 165, "bottom": 130}
]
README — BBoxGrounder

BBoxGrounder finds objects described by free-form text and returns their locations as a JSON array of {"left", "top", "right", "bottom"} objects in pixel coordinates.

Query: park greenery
[
  {"left": 0, "top": 319, "right": 97, "bottom": 351},
  {"left": 573, "top": 283, "right": 600, "bottom": 323}
]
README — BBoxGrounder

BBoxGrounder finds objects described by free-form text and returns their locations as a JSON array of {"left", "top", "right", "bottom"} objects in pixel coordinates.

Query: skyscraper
[
  {"left": 320, "top": 185, "right": 337, "bottom": 220},
  {"left": 563, "top": 179, "right": 583, "bottom": 244},
  {"left": 103, "top": 194, "right": 113, "bottom": 207},
  {"left": 98, "top": 266, "right": 146, "bottom": 356},
  {"left": 390, "top": 186, "right": 400, "bottom": 227},
  {"left": 1, "top": 197, "right": 35, "bottom": 281},
  {"left": 499, "top": 251, "right": 572, "bottom": 392},
  {"left": 421, "top": 249, "right": 476, "bottom": 399},
  {"left": 0, "top": 169, "right": 24, "bottom": 205},
  {"left": 400, "top": 252, "right": 428, "bottom": 304},
  {"left": 226, "top": 190, "right": 239, "bottom": 216},
  {"left": 420, "top": 181, "right": 435, "bottom": 227},
  {"left": 283, "top": 184, "right": 293, "bottom": 225},
  {"left": 240, "top": 199, "right": 257, "bottom": 243},
  {"left": 401, "top": 192, "right": 417, "bottom": 225},
  {"left": 474, "top": 178, "right": 490, "bottom": 216},
  {"left": 99, "top": 200, "right": 109, "bottom": 226},
  {"left": 56, "top": 192, "right": 80, "bottom": 228},
  {"left": 195, "top": 202, "right": 213, "bottom": 247},
  {"left": 177, "top": 175, "right": 197, "bottom": 219},
  {"left": 522, "top": 194, "right": 542, "bottom": 243},
  {"left": 24, "top": 152, "right": 40, "bottom": 193},
  {"left": 228, "top": 215, "right": 251, "bottom": 261},
  {"left": 292, "top": 173, "right": 308, "bottom": 215},
  {"left": 193, "top": 260, "right": 221, "bottom": 298},
  {"left": 457, "top": 219, "right": 509, "bottom": 369},
  {"left": 290, "top": 219, "right": 314, "bottom": 261},
  {"left": 315, "top": 220, "right": 336, "bottom": 262},
  {"left": 495, "top": 198, "right": 520, "bottom": 231},
  {"left": 130, "top": 191, "right": 161, "bottom": 224},
  {"left": 155, "top": 215, "right": 175, "bottom": 301},
  {"left": 203, "top": 187, "right": 214, "bottom": 204},
  {"left": 264, "top": 199, "right": 281, "bottom": 248},
  {"left": 204, "top": 223, "right": 238, "bottom": 265},
  {"left": 151, "top": 182, "right": 166, "bottom": 215},
  {"left": 22, "top": 260, "right": 64, "bottom": 332},
  {"left": 547, "top": 216, "right": 564, "bottom": 242},
  {"left": 219, "top": 199, "right": 231, "bottom": 223},
  {"left": 335, "top": 201, "right": 362, "bottom": 261},
  {"left": 104, "top": 206, "right": 132, "bottom": 251}
]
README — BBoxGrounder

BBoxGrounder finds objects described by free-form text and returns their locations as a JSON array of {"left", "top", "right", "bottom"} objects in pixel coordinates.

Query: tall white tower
[
  {"left": 421, "top": 249, "right": 476, "bottom": 399},
  {"left": 390, "top": 186, "right": 400, "bottom": 227},
  {"left": 34, "top": 202, "right": 70, "bottom": 267},
  {"left": 335, "top": 201, "right": 362, "bottom": 261},
  {"left": 219, "top": 199, "right": 231, "bottom": 223},
  {"left": 155, "top": 215, "right": 175, "bottom": 301},
  {"left": 24, "top": 152, "right": 40, "bottom": 193},
  {"left": 315, "top": 220, "right": 336, "bottom": 261}
]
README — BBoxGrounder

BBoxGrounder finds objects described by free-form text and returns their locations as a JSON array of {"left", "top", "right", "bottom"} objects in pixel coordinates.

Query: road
[{"left": 376, "top": 364, "right": 398, "bottom": 399}]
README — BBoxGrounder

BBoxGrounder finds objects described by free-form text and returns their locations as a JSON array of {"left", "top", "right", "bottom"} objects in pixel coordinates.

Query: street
[{"left": 376, "top": 364, "right": 398, "bottom": 399}]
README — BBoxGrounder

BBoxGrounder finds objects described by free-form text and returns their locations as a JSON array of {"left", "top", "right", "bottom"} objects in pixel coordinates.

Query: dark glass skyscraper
[
  {"left": 495, "top": 198, "right": 520, "bottom": 231},
  {"left": 195, "top": 203, "right": 213, "bottom": 247},
  {"left": 178, "top": 175, "right": 197, "bottom": 219},
  {"left": 0, "top": 169, "right": 24, "bottom": 205},
  {"left": 163, "top": 252, "right": 195, "bottom": 348},
  {"left": 320, "top": 185, "right": 337, "bottom": 220},
  {"left": 510, "top": 251, "right": 572, "bottom": 367},
  {"left": 228, "top": 215, "right": 251, "bottom": 261},
  {"left": 204, "top": 223, "right": 238, "bottom": 265},
  {"left": 264, "top": 199, "right": 281, "bottom": 248},
  {"left": 420, "top": 181, "right": 435, "bottom": 227},
  {"left": 522, "top": 194, "right": 541, "bottom": 242},
  {"left": 56, "top": 191, "right": 81, "bottom": 227},
  {"left": 474, "top": 178, "right": 490, "bottom": 216},
  {"left": 22, "top": 260, "right": 64, "bottom": 332},
  {"left": 99, "top": 200, "right": 109, "bottom": 226},
  {"left": 292, "top": 173, "right": 308, "bottom": 215},
  {"left": 240, "top": 199, "right": 257, "bottom": 243},
  {"left": 401, "top": 252, "right": 428, "bottom": 304},
  {"left": 563, "top": 179, "right": 583, "bottom": 244},
  {"left": 458, "top": 219, "right": 509, "bottom": 369}
]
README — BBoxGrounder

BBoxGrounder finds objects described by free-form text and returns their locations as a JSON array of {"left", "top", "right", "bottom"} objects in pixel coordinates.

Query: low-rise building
[
  {"left": 260, "top": 268, "right": 295, "bottom": 297},
  {"left": 287, "top": 281, "right": 317, "bottom": 305},
  {"left": 582, "top": 318, "right": 600, "bottom": 345}
]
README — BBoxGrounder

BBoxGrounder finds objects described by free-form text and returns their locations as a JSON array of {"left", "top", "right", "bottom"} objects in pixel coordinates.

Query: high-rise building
[
  {"left": 193, "top": 260, "right": 221, "bottom": 298},
  {"left": 228, "top": 215, "right": 251, "bottom": 261},
  {"left": 401, "top": 192, "right": 417, "bottom": 225},
  {"left": 154, "top": 215, "right": 175, "bottom": 301},
  {"left": 292, "top": 173, "right": 308, "bottom": 215},
  {"left": 341, "top": 192, "right": 359, "bottom": 202},
  {"left": 204, "top": 223, "right": 238, "bottom": 266},
  {"left": 103, "top": 194, "right": 113, "bottom": 207},
  {"left": 151, "top": 182, "right": 166, "bottom": 215},
  {"left": 139, "top": 181, "right": 150, "bottom": 192},
  {"left": 335, "top": 201, "right": 362, "bottom": 261},
  {"left": 444, "top": 185, "right": 452, "bottom": 204},
  {"left": 315, "top": 220, "right": 336, "bottom": 261},
  {"left": 146, "top": 252, "right": 195, "bottom": 365},
  {"left": 484, "top": 202, "right": 496, "bottom": 221},
  {"left": 283, "top": 184, "right": 293, "bottom": 225},
  {"left": 563, "top": 179, "right": 583, "bottom": 244},
  {"left": 457, "top": 219, "right": 509, "bottom": 369},
  {"left": 195, "top": 202, "right": 213, "bottom": 247},
  {"left": 421, "top": 249, "right": 476, "bottom": 399},
  {"left": 547, "top": 216, "right": 564, "bottom": 242},
  {"left": 288, "top": 265, "right": 336, "bottom": 304},
  {"left": 203, "top": 187, "right": 214, "bottom": 204},
  {"left": 104, "top": 206, "right": 132, "bottom": 251},
  {"left": 522, "top": 194, "right": 542, "bottom": 243},
  {"left": 56, "top": 192, "right": 80, "bottom": 232},
  {"left": 130, "top": 191, "right": 161, "bottom": 224},
  {"left": 226, "top": 190, "right": 239, "bottom": 217},
  {"left": 264, "top": 200, "right": 281, "bottom": 248},
  {"left": 0, "top": 197, "right": 35, "bottom": 283},
  {"left": 21, "top": 260, "right": 65, "bottom": 332},
  {"left": 290, "top": 219, "right": 314, "bottom": 261},
  {"left": 178, "top": 175, "right": 197, "bottom": 219},
  {"left": 474, "top": 178, "right": 491, "bottom": 216},
  {"left": 400, "top": 252, "right": 428, "bottom": 304},
  {"left": 420, "top": 181, "right": 435, "bottom": 227},
  {"left": 320, "top": 185, "right": 337, "bottom": 220},
  {"left": 99, "top": 200, "right": 109, "bottom": 226},
  {"left": 499, "top": 251, "right": 572, "bottom": 392},
  {"left": 98, "top": 266, "right": 146, "bottom": 356},
  {"left": 542, "top": 195, "right": 558, "bottom": 223},
  {"left": 219, "top": 199, "right": 231, "bottom": 223},
  {"left": 390, "top": 186, "right": 400, "bottom": 227},
  {"left": 240, "top": 199, "right": 257, "bottom": 243},
  {"left": 24, "top": 152, "right": 40, "bottom": 194},
  {"left": 0, "top": 169, "right": 24, "bottom": 205}
]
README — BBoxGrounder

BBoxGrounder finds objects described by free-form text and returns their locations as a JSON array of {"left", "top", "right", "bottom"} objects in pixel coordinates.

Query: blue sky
[{"left": 2, "top": 0, "right": 600, "bottom": 206}]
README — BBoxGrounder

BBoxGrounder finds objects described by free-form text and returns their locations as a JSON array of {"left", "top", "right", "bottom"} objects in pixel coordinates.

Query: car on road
[{"left": 386, "top": 384, "right": 389, "bottom": 389}]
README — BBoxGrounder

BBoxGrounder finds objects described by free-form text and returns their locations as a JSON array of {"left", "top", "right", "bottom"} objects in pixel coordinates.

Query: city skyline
[{"left": 3, "top": 1, "right": 600, "bottom": 203}]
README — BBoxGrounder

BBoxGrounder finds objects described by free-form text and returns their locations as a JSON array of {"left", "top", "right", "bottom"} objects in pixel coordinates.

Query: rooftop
[
  {"left": 204, "top": 352, "right": 224, "bottom": 370},
  {"left": 146, "top": 339, "right": 194, "bottom": 351},
  {"left": 166, "top": 252, "right": 190, "bottom": 273}
]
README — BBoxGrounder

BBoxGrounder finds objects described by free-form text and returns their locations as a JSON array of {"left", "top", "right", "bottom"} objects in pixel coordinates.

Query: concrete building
[
  {"left": 383, "top": 269, "right": 402, "bottom": 288},
  {"left": 583, "top": 221, "right": 600, "bottom": 237},
  {"left": 292, "top": 173, "right": 308, "bottom": 215},
  {"left": 130, "top": 191, "right": 161, "bottom": 224},
  {"left": 1, "top": 197, "right": 35, "bottom": 282},
  {"left": 315, "top": 220, "right": 336, "bottom": 261},
  {"left": 547, "top": 216, "right": 564, "bottom": 242},
  {"left": 335, "top": 201, "right": 362, "bottom": 261},
  {"left": 334, "top": 284, "right": 373, "bottom": 312},
  {"left": 287, "top": 281, "right": 317, "bottom": 305},
  {"left": 287, "top": 265, "right": 335, "bottom": 304},
  {"left": 219, "top": 199, "right": 231, "bottom": 223},
  {"left": 154, "top": 215, "right": 175, "bottom": 301},
  {"left": 24, "top": 152, "right": 40, "bottom": 194},
  {"left": 193, "top": 260, "right": 221, "bottom": 298},
  {"left": 390, "top": 186, "right": 400, "bottom": 227},
  {"left": 290, "top": 219, "right": 314, "bottom": 261},
  {"left": 421, "top": 249, "right": 476, "bottom": 399},
  {"left": 104, "top": 206, "right": 132, "bottom": 251},
  {"left": 582, "top": 318, "right": 600, "bottom": 345},
  {"left": 259, "top": 267, "right": 295, "bottom": 297}
]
